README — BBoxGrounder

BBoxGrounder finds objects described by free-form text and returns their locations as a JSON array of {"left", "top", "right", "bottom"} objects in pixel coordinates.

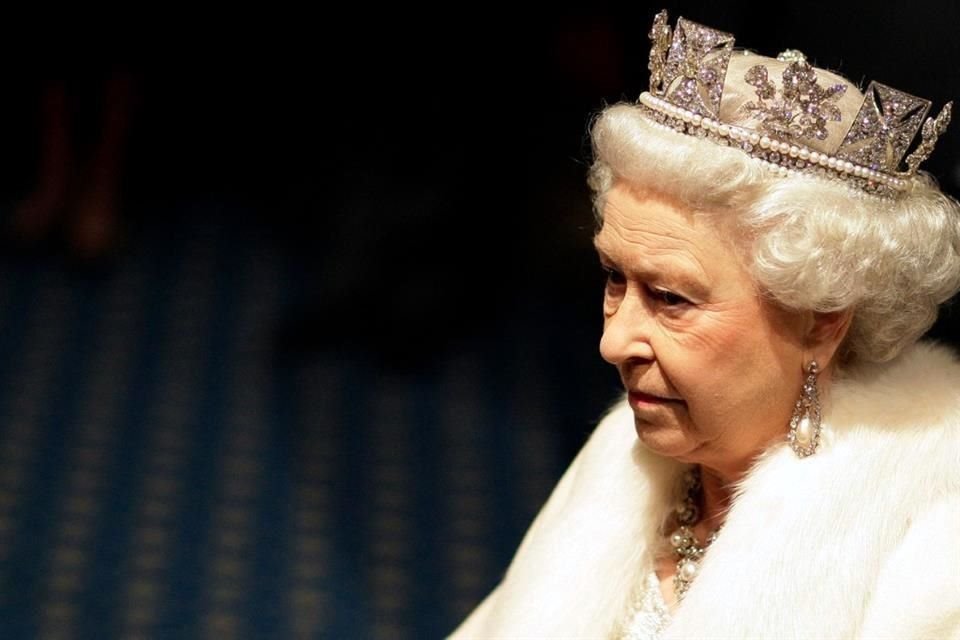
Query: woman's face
[{"left": 594, "top": 182, "right": 807, "bottom": 478}]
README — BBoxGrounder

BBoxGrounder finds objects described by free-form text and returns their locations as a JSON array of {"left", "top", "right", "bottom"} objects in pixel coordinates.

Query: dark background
[{"left": 3, "top": 2, "right": 958, "bottom": 382}]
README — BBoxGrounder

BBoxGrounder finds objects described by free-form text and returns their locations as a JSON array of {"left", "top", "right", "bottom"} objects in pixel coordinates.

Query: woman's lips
[{"left": 629, "top": 390, "right": 680, "bottom": 407}]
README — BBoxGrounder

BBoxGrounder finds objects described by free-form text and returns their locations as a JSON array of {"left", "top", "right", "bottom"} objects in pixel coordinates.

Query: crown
[{"left": 640, "top": 10, "right": 952, "bottom": 198}]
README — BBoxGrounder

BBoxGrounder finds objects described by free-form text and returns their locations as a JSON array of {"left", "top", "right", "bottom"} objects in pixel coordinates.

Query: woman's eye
[
  {"left": 602, "top": 266, "right": 626, "bottom": 286},
  {"left": 648, "top": 286, "right": 689, "bottom": 306}
]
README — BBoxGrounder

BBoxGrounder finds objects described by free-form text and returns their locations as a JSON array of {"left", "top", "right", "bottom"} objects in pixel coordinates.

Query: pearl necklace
[{"left": 668, "top": 468, "right": 721, "bottom": 602}]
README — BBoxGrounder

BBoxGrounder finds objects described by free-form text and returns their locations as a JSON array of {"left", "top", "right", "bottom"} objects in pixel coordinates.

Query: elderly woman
[{"left": 451, "top": 11, "right": 960, "bottom": 640}]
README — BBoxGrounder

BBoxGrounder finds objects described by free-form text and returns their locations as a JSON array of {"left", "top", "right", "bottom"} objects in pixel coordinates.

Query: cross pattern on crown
[
  {"left": 659, "top": 17, "right": 734, "bottom": 119},
  {"left": 835, "top": 82, "right": 931, "bottom": 172}
]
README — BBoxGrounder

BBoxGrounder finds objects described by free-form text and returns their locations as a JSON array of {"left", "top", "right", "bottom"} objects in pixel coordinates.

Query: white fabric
[
  {"left": 618, "top": 571, "right": 670, "bottom": 640},
  {"left": 450, "top": 342, "right": 960, "bottom": 639}
]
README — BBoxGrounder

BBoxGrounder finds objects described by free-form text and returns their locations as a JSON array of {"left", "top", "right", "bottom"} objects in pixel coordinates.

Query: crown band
[{"left": 638, "top": 92, "right": 907, "bottom": 198}]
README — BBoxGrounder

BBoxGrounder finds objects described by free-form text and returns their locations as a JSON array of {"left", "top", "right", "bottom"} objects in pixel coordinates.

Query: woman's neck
[{"left": 698, "top": 466, "right": 734, "bottom": 531}]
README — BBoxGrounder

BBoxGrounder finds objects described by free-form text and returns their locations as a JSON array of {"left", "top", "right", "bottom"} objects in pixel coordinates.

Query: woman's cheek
[{"left": 661, "top": 309, "right": 743, "bottom": 353}]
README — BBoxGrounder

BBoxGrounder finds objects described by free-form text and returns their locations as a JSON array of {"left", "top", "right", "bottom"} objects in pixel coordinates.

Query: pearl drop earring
[{"left": 788, "top": 360, "right": 822, "bottom": 457}]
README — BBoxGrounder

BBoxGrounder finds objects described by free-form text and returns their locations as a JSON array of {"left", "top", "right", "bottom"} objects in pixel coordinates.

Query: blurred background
[{"left": 0, "top": 2, "right": 957, "bottom": 638}]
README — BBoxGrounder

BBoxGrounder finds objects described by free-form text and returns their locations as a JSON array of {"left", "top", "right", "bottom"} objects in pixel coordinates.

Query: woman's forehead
[
  {"left": 595, "top": 184, "right": 751, "bottom": 285},
  {"left": 596, "top": 187, "right": 720, "bottom": 253}
]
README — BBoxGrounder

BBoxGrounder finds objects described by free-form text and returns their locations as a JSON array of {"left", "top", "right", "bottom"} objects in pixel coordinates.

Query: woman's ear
[{"left": 805, "top": 309, "right": 854, "bottom": 369}]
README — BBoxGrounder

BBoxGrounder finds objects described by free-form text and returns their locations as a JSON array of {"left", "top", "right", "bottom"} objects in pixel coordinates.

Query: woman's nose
[{"left": 599, "top": 292, "right": 654, "bottom": 365}]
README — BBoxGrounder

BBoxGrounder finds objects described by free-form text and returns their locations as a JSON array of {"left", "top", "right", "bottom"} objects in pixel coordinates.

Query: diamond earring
[{"left": 788, "top": 361, "right": 821, "bottom": 457}]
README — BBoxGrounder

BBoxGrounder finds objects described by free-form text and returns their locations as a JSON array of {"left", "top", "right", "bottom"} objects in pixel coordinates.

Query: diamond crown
[{"left": 642, "top": 10, "right": 952, "bottom": 197}]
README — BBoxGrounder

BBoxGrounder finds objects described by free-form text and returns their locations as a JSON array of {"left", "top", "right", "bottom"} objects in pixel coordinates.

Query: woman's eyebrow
[{"left": 593, "top": 239, "right": 710, "bottom": 297}]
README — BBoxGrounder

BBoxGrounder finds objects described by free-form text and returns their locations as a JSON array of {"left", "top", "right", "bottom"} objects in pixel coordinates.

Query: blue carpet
[{"left": 0, "top": 205, "right": 610, "bottom": 638}]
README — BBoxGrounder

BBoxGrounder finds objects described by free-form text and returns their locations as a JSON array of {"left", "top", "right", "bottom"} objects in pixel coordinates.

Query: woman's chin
[{"left": 634, "top": 418, "right": 699, "bottom": 461}]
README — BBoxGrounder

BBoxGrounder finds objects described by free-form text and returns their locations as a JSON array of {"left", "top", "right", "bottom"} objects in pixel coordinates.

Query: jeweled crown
[{"left": 641, "top": 10, "right": 952, "bottom": 198}]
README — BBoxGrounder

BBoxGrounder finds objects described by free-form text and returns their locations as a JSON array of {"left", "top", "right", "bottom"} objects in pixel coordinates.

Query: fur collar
[{"left": 452, "top": 342, "right": 960, "bottom": 638}]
